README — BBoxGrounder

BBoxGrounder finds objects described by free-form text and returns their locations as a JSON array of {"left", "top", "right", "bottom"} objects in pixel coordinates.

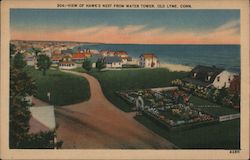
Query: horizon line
[{"left": 10, "top": 39, "right": 240, "bottom": 45}]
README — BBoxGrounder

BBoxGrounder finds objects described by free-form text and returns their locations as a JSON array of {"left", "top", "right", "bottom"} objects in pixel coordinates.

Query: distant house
[
  {"left": 114, "top": 51, "right": 129, "bottom": 64},
  {"left": 103, "top": 56, "right": 122, "bottom": 68},
  {"left": 139, "top": 53, "right": 160, "bottom": 68},
  {"left": 51, "top": 55, "right": 63, "bottom": 66},
  {"left": 183, "top": 65, "right": 237, "bottom": 89},
  {"left": 89, "top": 54, "right": 103, "bottom": 68},
  {"left": 100, "top": 50, "right": 115, "bottom": 57},
  {"left": 58, "top": 55, "right": 77, "bottom": 70},
  {"left": 72, "top": 53, "right": 87, "bottom": 63}
]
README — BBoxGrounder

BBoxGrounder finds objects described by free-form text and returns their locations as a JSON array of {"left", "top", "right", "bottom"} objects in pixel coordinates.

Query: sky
[{"left": 10, "top": 9, "right": 240, "bottom": 44}]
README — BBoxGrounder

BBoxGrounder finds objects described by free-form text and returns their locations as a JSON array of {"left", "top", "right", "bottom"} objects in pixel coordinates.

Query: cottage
[
  {"left": 58, "top": 55, "right": 76, "bottom": 70},
  {"left": 139, "top": 53, "right": 160, "bottom": 68},
  {"left": 103, "top": 56, "right": 122, "bottom": 68},
  {"left": 183, "top": 65, "right": 237, "bottom": 89},
  {"left": 51, "top": 55, "right": 63, "bottom": 66},
  {"left": 114, "top": 51, "right": 129, "bottom": 64}
]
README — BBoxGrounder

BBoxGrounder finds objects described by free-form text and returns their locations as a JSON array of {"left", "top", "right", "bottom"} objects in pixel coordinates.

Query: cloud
[{"left": 11, "top": 20, "right": 240, "bottom": 44}]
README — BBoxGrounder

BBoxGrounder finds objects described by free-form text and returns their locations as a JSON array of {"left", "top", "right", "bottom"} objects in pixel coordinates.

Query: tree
[
  {"left": 13, "top": 53, "right": 26, "bottom": 69},
  {"left": 10, "top": 43, "right": 16, "bottom": 58},
  {"left": 82, "top": 58, "right": 92, "bottom": 72},
  {"left": 32, "top": 47, "right": 41, "bottom": 57},
  {"left": 96, "top": 59, "right": 105, "bottom": 71},
  {"left": 10, "top": 66, "right": 36, "bottom": 148},
  {"left": 37, "top": 54, "right": 51, "bottom": 76}
]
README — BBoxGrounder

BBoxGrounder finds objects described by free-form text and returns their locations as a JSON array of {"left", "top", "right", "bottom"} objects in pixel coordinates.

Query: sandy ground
[
  {"left": 160, "top": 63, "right": 193, "bottom": 72},
  {"left": 52, "top": 70, "right": 177, "bottom": 149}
]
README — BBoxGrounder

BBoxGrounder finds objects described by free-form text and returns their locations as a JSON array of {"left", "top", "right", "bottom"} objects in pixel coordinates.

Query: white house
[
  {"left": 139, "top": 53, "right": 160, "bottom": 68},
  {"left": 212, "top": 70, "right": 237, "bottom": 89},
  {"left": 103, "top": 56, "right": 122, "bottom": 68},
  {"left": 58, "top": 55, "right": 77, "bottom": 70},
  {"left": 183, "top": 65, "right": 238, "bottom": 89}
]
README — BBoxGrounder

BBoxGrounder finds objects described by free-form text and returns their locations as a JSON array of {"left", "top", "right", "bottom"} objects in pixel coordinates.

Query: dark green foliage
[
  {"left": 10, "top": 43, "right": 16, "bottom": 58},
  {"left": 19, "top": 131, "right": 57, "bottom": 149},
  {"left": 96, "top": 59, "right": 106, "bottom": 71},
  {"left": 13, "top": 53, "right": 26, "bottom": 69},
  {"left": 91, "top": 68, "right": 187, "bottom": 112},
  {"left": 9, "top": 67, "right": 36, "bottom": 148},
  {"left": 82, "top": 58, "right": 92, "bottom": 72},
  {"left": 31, "top": 47, "right": 42, "bottom": 57},
  {"left": 37, "top": 54, "right": 51, "bottom": 76},
  {"left": 25, "top": 67, "right": 90, "bottom": 106}
]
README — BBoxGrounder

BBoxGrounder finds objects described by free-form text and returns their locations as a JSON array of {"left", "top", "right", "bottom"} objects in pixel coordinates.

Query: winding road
[{"left": 54, "top": 70, "right": 176, "bottom": 149}]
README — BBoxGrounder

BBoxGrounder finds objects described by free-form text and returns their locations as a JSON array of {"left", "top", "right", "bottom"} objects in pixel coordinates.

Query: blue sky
[{"left": 10, "top": 9, "right": 240, "bottom": 44}]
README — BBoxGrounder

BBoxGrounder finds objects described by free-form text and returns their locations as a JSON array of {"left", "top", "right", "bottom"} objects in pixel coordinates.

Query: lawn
[
  {"left": 135, "top": 115, "right": 240, "bottom": 149},
  {"left": 25, "top": 67, "right": 90, "bottom": 106},
  {"left": 190, "top": 96, "right": 239, "bottom": 116},
  {"left": 91, "top": 68, "right": 188, "bottom": 112}
]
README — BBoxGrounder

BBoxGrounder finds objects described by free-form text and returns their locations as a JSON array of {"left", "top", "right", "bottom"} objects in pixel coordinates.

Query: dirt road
[{"left": 55, "top": 70, "right": 176, "bottom": 149}]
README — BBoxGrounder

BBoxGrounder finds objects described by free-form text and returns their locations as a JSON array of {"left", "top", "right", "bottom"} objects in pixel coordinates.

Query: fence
[{"left": 219, "top": 113, "right": 240, "bottom": 122}]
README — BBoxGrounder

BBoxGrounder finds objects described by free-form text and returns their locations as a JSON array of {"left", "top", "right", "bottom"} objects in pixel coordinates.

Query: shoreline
[{"left": 160, "top": 63, "right": 193, "bottom": 72}]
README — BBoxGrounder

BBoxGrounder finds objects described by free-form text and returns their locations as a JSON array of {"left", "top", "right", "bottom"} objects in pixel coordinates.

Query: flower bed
[{"left": 116, "top": 88, "right": 217, "bottom": 130}]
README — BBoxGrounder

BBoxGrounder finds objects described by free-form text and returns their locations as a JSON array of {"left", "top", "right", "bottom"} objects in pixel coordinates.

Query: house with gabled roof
[
  {"left": 183, "top": 65, "right": 237, "bottom": 89},
  {"left": 103, "top": 56, "right": 122, "bottom": 68},
  {"left": 139, "top": 53, "right": 160, "bottom": 68}
]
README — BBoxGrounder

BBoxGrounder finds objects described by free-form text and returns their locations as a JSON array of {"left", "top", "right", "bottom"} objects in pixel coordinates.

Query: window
[
  {"left": 217, "top": 76, "right": 220, "bottom": 82},
  {"left": 228, "top": 76, "right": 231, "bottom": 82}
]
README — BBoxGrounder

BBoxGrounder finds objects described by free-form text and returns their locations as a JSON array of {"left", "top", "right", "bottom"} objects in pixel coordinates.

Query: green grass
[
  {"left": 190, "top": 96, "right": 239, "bottom": 116},
  {"left": 135, "top": 115, "right": 240, "bottom": 149},
  {"left": 24, "top": 67, "right": 90, "bottom": 106},
  {"left": 71, "top": 67, "right": 86, "bottom": 73},
  {"left": 91, "top": 68, "right": 188, "bottom": 112}
]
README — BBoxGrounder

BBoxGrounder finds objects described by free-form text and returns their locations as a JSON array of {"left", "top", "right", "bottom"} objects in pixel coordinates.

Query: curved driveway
[{"left": 55, "top": 70, "right": 176, "bottom": 149}]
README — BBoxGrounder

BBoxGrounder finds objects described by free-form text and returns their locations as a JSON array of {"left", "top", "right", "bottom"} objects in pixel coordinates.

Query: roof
[
  {"left": 29, "top": 106, "right": 56, "bottom": 132},
  {"left": 182, "top": 77, "right": 211, "bottom": 87},
  {"left": 103, "top": 56, "right": 122, "bottom": 64},
  {"left": 190, "top": 65, "right": 224, "bottom": 83},
  {"left": 61, "top": 49, "right": 73, "bottom": 54},
  {"left": 140, "top": 53, "right": 157, "bottom": 59},
  {"left": 114, "top": 51, "right": 128, "bottom": 55},
  {"left": 72, "top": 53, "right": 86, "bottom": 59},
  {"left": 90, "top": 54, "right": 103, "bottom": 63},
  {"left": 51, "top": 55, "right": 63, "bottom": 61}
]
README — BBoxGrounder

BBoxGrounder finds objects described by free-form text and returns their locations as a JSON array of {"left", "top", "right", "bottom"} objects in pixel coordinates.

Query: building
[
  {"left": 139, "top": 53, "right": 160, "bottom": 68},
  {"left": 72, "top": 53, "right": 87, "bottom": 63},
  {"left": 103, "top": 56, "right": 122, "bottom": 68},
  {"left": 58, "top": 55, "right": 77, "bottom": 70},
  {"left": 182, "top": 65, "right": 237, "bottom": 89},
  {"left": 51, "top": 55, "right": 63, "bottom": 66}
]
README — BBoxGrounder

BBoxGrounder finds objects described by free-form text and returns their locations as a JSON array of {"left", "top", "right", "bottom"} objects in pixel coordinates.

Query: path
[{"left": 55, "top": 70, "right": 176, "bottom": 149}]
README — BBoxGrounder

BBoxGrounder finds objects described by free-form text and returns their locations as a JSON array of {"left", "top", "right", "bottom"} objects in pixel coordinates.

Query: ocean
[{"left": 74, "top": 44, "right": 240, "bottom": 72}]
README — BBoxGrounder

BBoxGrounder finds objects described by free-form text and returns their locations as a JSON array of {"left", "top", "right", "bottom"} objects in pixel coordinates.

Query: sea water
[{"left": 75, "top": 44, "right": 240, "bottom": 72}]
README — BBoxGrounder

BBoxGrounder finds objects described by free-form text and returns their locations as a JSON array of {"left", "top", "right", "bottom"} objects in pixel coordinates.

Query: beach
[{"left": 160, "top": 63, "right": 193, "bottom": 72}]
